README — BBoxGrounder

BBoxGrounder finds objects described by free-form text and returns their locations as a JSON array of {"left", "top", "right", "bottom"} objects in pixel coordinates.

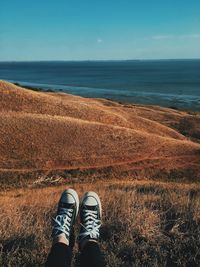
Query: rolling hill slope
[{"left": 0, "top": 80, "right": 200, "bottom": 182}]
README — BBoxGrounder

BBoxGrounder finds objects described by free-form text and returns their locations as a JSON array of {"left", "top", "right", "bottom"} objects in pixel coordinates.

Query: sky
[{"left": 0, "top": 0, "right": 200, "bottom": 61}]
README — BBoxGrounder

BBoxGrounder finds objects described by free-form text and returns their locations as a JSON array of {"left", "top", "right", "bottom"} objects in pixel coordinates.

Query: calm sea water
[{"left": 0, "top": 60, "right": 200, "bottom": 110}]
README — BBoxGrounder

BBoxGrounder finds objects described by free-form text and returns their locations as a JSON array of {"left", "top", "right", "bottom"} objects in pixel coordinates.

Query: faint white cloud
[
  {"left": 97, "top": 38, "right": 103, "bottom": 43},
  {"left": 178, "top": 34, "right": 200, "bottom": 39},
  {"left": 151, "top": 34, "right": 200, "bottom": 40},
  {"left": 152, "top": 35, "right": 173, "bottom": 40}
]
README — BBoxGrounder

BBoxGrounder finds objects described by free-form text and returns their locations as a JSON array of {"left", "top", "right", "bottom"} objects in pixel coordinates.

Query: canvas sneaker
[
  {"left": 78, "top": 191, "right": 102, "bottom": 246},
  {"left": 52, "top": 189, "right": 79, "bottom": 243}
]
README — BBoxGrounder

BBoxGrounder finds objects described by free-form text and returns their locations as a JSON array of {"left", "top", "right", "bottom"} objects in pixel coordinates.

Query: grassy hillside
[
  {"left": 0, "top": 81, "right": 200, "bottom": 266},
  {"left": 0, "top": 81, "right": 200, "bottom": 188}
]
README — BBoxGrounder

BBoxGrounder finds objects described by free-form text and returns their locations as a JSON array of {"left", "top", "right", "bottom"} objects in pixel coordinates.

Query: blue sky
[{"left": 0, "top": 0, "right": 200, "bottom": 61}]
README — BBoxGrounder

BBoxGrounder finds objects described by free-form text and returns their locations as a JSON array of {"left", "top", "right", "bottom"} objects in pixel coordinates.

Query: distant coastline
[
  {"left": 1, "top": 60, "right": 200, "bottom": 111},
  {"left": 8, "top": 82, "right": 198, "bottom": 115}
]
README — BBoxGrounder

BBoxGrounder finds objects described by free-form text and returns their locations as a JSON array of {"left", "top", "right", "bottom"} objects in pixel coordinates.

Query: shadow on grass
[
  {"left": 0, "top": 235, "right": 41, "bottom": 267},
  {"left": 2, "top": 235, "right": 35, "bottom": 254}
]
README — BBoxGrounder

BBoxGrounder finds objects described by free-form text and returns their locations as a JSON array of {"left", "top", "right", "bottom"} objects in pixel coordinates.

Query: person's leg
[
  {"left": 45, "top": 189, "right": 79, "bottom": 267},
  {"left": 79, "top": 241, "right": 105, "bottom": 267},
  {"left": 78, "top": 191, "right": 106, "bottom": 267},
  {"left": 45, "top": 242, "right": 72, "bottom": 267}
]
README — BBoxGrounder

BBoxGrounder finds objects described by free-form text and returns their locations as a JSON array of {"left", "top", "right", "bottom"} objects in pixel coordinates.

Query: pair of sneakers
[{"left": 52, "top": 189, "right": 102, "bottom": 249}]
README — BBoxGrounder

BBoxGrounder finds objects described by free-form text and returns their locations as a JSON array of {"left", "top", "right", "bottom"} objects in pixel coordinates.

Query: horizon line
[{"left": 1, "top": 58, "right": 200, "bottom": 63}]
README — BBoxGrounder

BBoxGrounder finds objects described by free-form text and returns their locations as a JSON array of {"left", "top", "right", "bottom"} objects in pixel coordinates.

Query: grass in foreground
[{"left": 0, "top": 179, "right": 199, "bottom": 267}]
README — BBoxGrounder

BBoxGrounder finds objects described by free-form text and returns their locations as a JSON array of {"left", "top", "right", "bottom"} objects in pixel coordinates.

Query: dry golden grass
[
  {"left": 0, "top": 81, "right": 200, "bottom": 266},
  {"left": 0, "top": 81, "right": 200, "bottom": 183},
  {"left": 0, "top": 179, "right": 199, "bottom": 267}
]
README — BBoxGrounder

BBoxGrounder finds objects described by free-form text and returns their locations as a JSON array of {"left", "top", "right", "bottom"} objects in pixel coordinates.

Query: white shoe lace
[
  {"left": 79, "top": 209, "right": 101, "bottom": 240},
  {"left": 53, "top": 208, "right": 73, "bottom": 237}
]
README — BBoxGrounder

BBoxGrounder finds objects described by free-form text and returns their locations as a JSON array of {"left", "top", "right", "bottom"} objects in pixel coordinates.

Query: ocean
[{"left": 0, "top": 60, "right": 200, "bottom": 110}]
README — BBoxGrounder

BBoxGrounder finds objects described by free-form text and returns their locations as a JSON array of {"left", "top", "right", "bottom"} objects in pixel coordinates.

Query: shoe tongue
[
  {"left": 85, "top": 204, "right": 96, "bottom": 211},
  {"left": 59, "top": 202, "right": 75, "bottom": 209}
]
